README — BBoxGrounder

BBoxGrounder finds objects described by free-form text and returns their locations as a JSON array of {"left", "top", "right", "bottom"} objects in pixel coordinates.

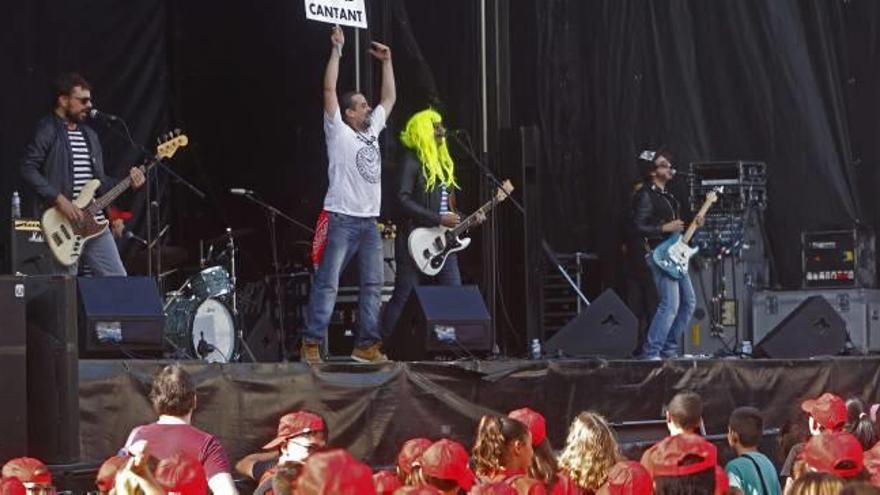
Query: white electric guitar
[
  {"left": 42, "top": 131, "right": 188, "bottom": 266},
  {"left": 408, "top": 180, "right": 514, "bottom": 276}
]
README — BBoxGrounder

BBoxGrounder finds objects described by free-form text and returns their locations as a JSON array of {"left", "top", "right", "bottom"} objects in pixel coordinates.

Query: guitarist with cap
[
  {"left": 633, "top": 147, "right": 703, "bottom": 360},
  {"left": 20, "top": 72, "right": 145, "bottom": 276},
  {"left": 382, "top": 108, "right": 485, "bottom": 339}
]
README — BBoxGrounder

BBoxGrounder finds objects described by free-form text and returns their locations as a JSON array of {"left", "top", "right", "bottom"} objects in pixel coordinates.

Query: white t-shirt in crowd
[{"left": 322, "top": 104, "right": 387, "bottom": 217}]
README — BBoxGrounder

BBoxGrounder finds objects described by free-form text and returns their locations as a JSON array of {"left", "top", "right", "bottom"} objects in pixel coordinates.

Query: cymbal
[
  {"left": 207, "top": 228, "right": 256, "bottom": 243},
  {"left": 125, "top": 246, "right": 190, "bottom": 275}
]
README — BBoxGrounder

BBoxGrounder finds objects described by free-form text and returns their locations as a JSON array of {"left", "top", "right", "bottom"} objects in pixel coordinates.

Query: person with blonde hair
[
  {"left": 789, "top": 472, "right": 844, "bottom": 495},
  {"left": 472, "top": 415, "right": 544, "bottom": 494},
  {"left": 556, "top": 412, "right": 621, "bottom": 494}
]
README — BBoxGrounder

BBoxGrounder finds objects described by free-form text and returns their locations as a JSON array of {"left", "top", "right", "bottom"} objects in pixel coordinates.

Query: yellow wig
[{"left": 399, "top": 108, "right": 458, "bottom": 190}]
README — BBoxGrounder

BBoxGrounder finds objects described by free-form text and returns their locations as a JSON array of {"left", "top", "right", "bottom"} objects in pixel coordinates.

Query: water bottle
[
  {"left": 530, "top": 339, "right": 542, "bottom": 360},
  {"left": 741, "top": 340, "right": 752, "bottom": 357},
  {"left": 11, "top": 191, "right": 20, "bottom": 220}
]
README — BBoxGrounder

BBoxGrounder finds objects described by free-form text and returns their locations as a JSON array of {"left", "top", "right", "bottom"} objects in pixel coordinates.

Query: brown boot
[
  {"left": 351, "top": 343, "right": 389, "bottom": 363},
  {"left": 301, "top": 342, "right": 323, "bottom": 364}
]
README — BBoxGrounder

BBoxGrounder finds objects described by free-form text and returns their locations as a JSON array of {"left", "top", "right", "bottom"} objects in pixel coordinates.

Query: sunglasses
[{"left": 71, "top": 96, "right": 92, "bottom": 105}]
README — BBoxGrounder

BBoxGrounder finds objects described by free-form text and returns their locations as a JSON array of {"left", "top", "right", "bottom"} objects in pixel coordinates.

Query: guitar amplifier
[
  {"left": 8, "top": 219, "right": 55, "bottom": 275},
  {"left": 801, "top": 229, "right": 875, "bottom": 288}
]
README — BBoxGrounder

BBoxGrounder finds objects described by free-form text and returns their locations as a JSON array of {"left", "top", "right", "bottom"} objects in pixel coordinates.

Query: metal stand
[{"left": 224, "top": 228, "right": 257, "bottom": 362}]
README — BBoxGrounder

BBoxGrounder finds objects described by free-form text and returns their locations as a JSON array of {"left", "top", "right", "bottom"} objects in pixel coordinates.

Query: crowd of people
[{"left": 3, "top": 365, "right": 880, "bottom": 495}]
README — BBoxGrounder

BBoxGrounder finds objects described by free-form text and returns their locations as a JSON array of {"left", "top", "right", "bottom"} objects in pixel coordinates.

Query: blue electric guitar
[{"left": 651, "top": 187, "right": 721, "bottom": 279}]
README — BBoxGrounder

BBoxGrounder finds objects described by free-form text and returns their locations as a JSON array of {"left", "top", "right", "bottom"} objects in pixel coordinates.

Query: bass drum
[{"left": 165, "top": 295, "right": 237, "bottom": 363}]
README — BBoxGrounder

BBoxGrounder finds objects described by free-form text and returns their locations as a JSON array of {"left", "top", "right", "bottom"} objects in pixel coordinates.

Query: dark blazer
[
  {"left": 20, "top": 114, "right": 118, "bottom": 215},
  {"left": 632, "top": 182, "right": 680, "bottom": 249},
  {"left": 395, "top": 149, "right": 456, "bottom": 231}
]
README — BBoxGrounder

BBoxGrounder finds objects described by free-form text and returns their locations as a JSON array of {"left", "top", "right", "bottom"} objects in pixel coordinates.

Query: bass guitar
[
  {"left": 409, "top": 180, "right": 514, "bottom": 276},
  {"left": 42, "top": 131, "right": 188, "bottom": 266},
  {"left": 650, "top": 187, "right": 721, "bottom": 279}
]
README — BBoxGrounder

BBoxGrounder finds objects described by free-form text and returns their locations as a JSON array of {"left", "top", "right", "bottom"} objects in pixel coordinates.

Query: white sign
[{"left": 305, "top": 0, "right": 367, "bottom": 29}]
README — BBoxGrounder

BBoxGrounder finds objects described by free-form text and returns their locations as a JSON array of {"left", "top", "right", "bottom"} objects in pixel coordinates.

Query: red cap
[
  {"left": 468, "top": 482, "right": 518, "bottom": 495},
  {"left": 641, "top": 434, "right": 717, "bottom": 478},
  {"left": 263, "top": 411, "right": 327, "bottom": 450},
  {"left": 397, "top": 438, "right": 432, "bottom": 476},
  {"left": 714, "top": 466, "right": 729, "bottom": 495},
  {"left": 802, "top": 431, "right": 864, "bottom": 479},
  {"left": 393, "top": 487, "right": 443, "bottom": 495},
  {"left": 95, "top": 456, "right": 129, "bottom": 492},
  {"left": 154, "top": 453, "right": 208, "bottom": 495},
  {"left": 108, "top": 206, "right": 134, "bottom": 222},
  {"left": 1, "top": 458, "right": 52, "bottom": 485},
  {"left": 373, "top": 470, "right": 402, "bottom": 495},
  {"left": 297, "top": 449, "right": 376, "bottom": 495},
  {"left": 596, "top": 461, "right": 653, "bottom": 495},
  {"left": 418, "top": 439, "right": 476, "bottom": 491},
  {"left": 801, "top": 393, "right": 847, "bottom": 430},
  {"left": 508, "top": 408, "right": 547, "bottom": 447},
  {"left": 0, "top": 478, "right": 26, "bottom": 495}
]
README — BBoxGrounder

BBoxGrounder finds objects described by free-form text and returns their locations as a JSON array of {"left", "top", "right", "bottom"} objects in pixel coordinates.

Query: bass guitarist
[
  {"left": 20, "top": 72, "right": 145, "bottom": 276},
  {"left": 382, "top": 108, "right": 484, "bottom": 339},
  {"left": 633, "top": 148, "right": 703, "bottom": 360}
]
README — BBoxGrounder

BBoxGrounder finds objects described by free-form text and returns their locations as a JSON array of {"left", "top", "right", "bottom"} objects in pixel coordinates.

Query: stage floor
[{"left": 77, "top": 355, "right": 880, "bottom": 468}]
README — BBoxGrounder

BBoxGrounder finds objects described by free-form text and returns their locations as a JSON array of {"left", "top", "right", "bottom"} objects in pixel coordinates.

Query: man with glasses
[
  {"left": 632, "top": 148, "right": 702, "bottom": 360},
  {"left": 20, "top": 72, "right": 145, "bottom": 276}
]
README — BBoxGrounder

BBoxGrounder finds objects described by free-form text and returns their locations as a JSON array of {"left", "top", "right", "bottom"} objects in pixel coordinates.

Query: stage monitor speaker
[
  {"left": 544, "top": 289, "right": 638, "bottom": 358},
  {"left": 25, "top": 275, "right": 80, "bottom": 463},
  {"left": 77, "top": 276, "right": 165, "bottom": 357},
  {"left": 389, "top": 286, "right": 493, "bottom": 360},
  {"left": 753, "top": 295, "right": 847, "bottom": 359},
  {"left": 0, "top": 276, "right": 27, "bottom": 461}
]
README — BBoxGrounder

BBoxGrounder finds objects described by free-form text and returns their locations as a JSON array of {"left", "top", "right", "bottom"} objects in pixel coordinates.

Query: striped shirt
[
  {"left": 67, "top": 128, "right": 105, "bottom": 221},
  {"left": 439, "top": 185, "right": 450, "bottom": 215}
]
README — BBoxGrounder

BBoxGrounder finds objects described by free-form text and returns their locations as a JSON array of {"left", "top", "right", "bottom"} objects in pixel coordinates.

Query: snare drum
[
  {"left": 165, "top": 295, "right": 236, "bottom": 363},
  {"left": 187, "top": 266, "right": 233, "bottom": 300}
]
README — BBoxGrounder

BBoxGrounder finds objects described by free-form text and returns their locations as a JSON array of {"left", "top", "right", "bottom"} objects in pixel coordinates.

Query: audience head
[
  {"left": 595, "top": 461, "right": 653, "bottom": 495},
  {"left": 397, "top": 438, "right": 432, "bottom": 484},
  {"left": 665, "top": 392, "right": 703, "bottom": 435},
  {"left": 802, "top": 393, "right": 847, "bottom": 434},
  {"left": 416, "top": 439, "right": 476, "bottom": 494},
  {"left": 840, "top": 482, "right": 880, "bottom": 495},
  {"left": 295, "top": 449, "right": 375, "bottom": 495},
  {"left": 374, "top": 470, "right": 402, "bottom": 495},
  {"left": 154, "top": 453, "right": 208, "bottom": 495},
  {"left": 508, "top": 407, "right": 557, "bottom": 485},
  {"left": 642, "top": 433, "right": 718, "bottom": 495},
  {"left": 149, "top": 364, "right": 197, "bottom": 418},
  {"left": 472, "top": 416, "right": 533, "bottom": 477},
  {"left": 846, "top": 398, "right": 878, "bottom": 450},
  {"left": 95, "top": 455, "right": 128, "bottom": 494},
  {"left": 802, "top": 431, "right": 865, "bottom": 480},
  {"left": 727, "top": 406, "right": 764, "bottom": 449},
  {"left": 790, "top": 472, "right": 844, "bottom": 495},
  {"left": 558, "top": 411, "right": 621, "bottom": 491},
  {"left": 1, "top": 458, "right": 52, "bottom": 489},
  {"left": 263, "top": 411, "right": 328, "bottom": 464},
  {"left": 863, "top": 442, "right": 880, "bottom": 486}
]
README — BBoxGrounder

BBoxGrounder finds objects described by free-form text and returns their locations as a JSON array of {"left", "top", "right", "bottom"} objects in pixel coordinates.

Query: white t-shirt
[{"left": 322, "top": 104, "right": 387, "bottom": 217}]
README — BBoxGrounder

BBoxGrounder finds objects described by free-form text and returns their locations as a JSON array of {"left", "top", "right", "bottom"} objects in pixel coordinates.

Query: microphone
[
  {"left": 88, "top": 108, "right": 119, "bottom": 122},
  {"left": 197, "top": 332, "right": 216, "bottom": 359},
  {"left": 444, "top": 129, "right": 467, "bottom": 137},
  {"left": 229, "top": 188, "right": 255, "bottom": 195},
  {"left": 671, "top": 169, "right": 695, "bottom": 177},
  {"left": 124, "top": 230, "right": 148, "bottom": 246}
]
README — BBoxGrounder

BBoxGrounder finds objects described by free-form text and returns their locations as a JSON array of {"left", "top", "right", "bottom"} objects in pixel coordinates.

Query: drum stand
[{"left": 225, "top": 228, "right": 257, "bottom": 362}]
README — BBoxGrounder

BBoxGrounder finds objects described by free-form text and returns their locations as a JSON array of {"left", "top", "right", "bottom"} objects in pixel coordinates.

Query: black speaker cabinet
[
  {"left": 544, "top": 289, "right": 638, "bottom": 358},
  {"left": 8, "top": 219, "right": 55, "bottom": 275},
  {"left": 0, "top": 276, "right": 27, "bottom": 460},
  {"left": 389, "top": 286, "right": 493, "bottom": 360},
  {"left": 25, "top": 275, "right": 80, "bottom": 463},
  {"left": 754, "top": 295, "right": 848, "bottom": 359},
  {"left": 77, "top": 277, "right": 165, "bottom": 357}
]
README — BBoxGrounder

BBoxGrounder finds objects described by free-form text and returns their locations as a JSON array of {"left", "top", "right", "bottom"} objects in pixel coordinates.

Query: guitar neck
[
  {"left": 94, "top": 162, "right": 151, "bottom": 210},
  {"left": 682, "top": 199, "right": 715, "bottom": 244},
  {"left": 451, "top": 196, "right": 501, "bottom": 236}
]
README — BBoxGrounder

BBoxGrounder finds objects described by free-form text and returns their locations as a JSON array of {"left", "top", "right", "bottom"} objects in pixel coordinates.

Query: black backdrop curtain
[{"left": 520, "top": 0, "right": 880, "bottom": 289}]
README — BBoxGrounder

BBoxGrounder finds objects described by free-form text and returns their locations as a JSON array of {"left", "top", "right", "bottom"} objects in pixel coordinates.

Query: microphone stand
[
  {"left": 448, "top": 132, "right": 590, "bottom": 310},
  {"left": 236, "top": 192, "right": 314, "bottom": 361}
]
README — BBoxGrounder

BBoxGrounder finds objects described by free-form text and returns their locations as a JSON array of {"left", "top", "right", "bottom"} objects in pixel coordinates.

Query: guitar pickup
[
  {"left": 433, "top": 237, "right": 445, "bottom": 251},
  {"left": 60, "top": 224, "right": 72, "bottom": 240},
  {"left": 51, "top": 232, "right": 63, "bottom": 246}
]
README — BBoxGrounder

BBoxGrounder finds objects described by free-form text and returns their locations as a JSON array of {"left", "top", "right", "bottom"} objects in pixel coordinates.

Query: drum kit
[{"left": 162, "top": 228, "right": 253, "bottom": 363}]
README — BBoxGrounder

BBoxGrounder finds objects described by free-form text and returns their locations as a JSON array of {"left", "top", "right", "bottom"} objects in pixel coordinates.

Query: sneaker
[
  {"left": 351, "top": 344, "right": 389, "bottom": 363},
  {"left": 301, "top": 342, "right": 323, "bottom": 364},
  {"left": 638, "top": 354, "right": 663, "bottom": 362}
]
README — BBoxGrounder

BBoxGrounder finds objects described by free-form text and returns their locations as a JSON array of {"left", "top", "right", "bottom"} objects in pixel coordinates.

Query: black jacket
[
  {"left": 395, "top": 150, "right": 456, "bottom": 231},
  {"left": 20, "top": 114, "right": 118, "bottom": 215},
  {"left": 632, "top": 182, "right": 681, "bottom": 249}
]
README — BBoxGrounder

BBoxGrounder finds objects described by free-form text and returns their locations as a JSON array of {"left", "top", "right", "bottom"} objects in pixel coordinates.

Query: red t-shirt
[
  {"left": 126, "top": 423, "right": 232, "bottom": 479},
  {"left": 552, "top": 473, "right": 593, "bottom": 495}
]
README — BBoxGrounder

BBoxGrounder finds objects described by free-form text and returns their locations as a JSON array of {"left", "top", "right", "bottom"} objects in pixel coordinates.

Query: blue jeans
[
  {"left": 382, "top": 233, "right": 462, "bottom": 339},
  {"left": 303, "top": 212, "right": 383, "bottom": 347},
  {"left": 641, "top": 256, "right": 696, "bottom": 358}
]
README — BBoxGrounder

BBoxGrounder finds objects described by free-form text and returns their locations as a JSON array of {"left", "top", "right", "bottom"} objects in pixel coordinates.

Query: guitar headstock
[
  {"left": 156, "top": 129, "right": 189, "bottom": 159},
  {"left": 706, "top": 186, "right": 723, "bottom": 204},
  {"left": 495, "top": 180, "right": 515, "bottom": 202}
]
